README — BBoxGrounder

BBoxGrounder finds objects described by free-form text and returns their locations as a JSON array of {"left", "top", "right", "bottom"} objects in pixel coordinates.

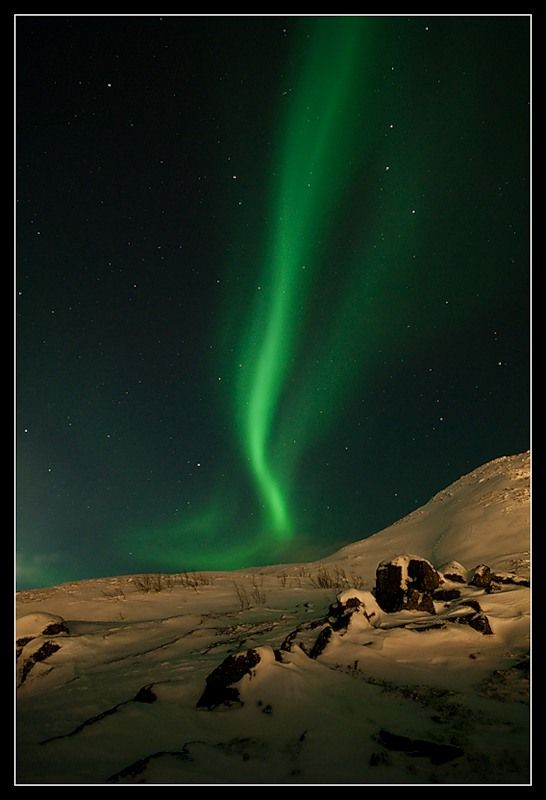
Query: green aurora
[
  {"left": 236, "top": 19, "right": 370, "bottom": 540},
  {"left": 112, "top": 16, "right": 527, "bottom": 573},
  {"left": 17, "top": 16, "right": 529, "bottom": 586}
]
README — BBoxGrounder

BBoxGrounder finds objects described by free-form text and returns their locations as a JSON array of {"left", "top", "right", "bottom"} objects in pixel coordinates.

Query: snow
[
  {"left": 15, "top": 451, "right": 530, "bottom": 785},
  {"left": 16, "top": 612, "right": 67, "bottom": 639}
]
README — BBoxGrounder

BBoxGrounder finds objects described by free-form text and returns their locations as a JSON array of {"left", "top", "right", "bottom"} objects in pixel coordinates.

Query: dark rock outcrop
[
  {"left": 19, "top": 640, "right": 61, "bottom": 686},
  {"left": 196, "top": 648, "right": 261, "bottom": 709},
  {"left": 133, "top": 684, "right": 157, "bottom": 703},
  {"left": 433, "top": 588, "right": 461, "bottom": 601},
  {"left": 439, "top": 560, "right": 468, "bottom": 584},
  {"left": 16, "top": 637, "right": 34, "bottom": 661},
  {"left": 444, "top": 573, "right": 466, "bottom": 584},
  {"left": 309, "top": 626, "right": 333, "bottom": 659},
  {"left": 470, "top": 564, "right": 492, "bottom": 589},
  {"left": 464, "top": 613, "right": 493, "bottom": 635},
  {"left": 491, "top": 573, "right": 530, "bottom": 588},
  {"left": 279, "top": 616, "right": 327, "bottom": 654},
  {"left": 328, "top": 595, "right": 372, "bottom": 631},
  {"left": 42, "top": 621, "right": 69, "bottom": 636},
  {"left": 452, "top": 611, "right": 493, "bottom": 635},
  {"left": 375, "top": 556, "right": 440, "bottom": 613},
  {"left": 375, "top": 562, "right": 405, "bottom": 612},
  {"left": 407, "top": 558, "right": 440, "bottom": 591}
]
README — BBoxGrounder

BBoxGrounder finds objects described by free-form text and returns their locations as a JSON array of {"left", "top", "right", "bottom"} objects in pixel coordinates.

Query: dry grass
[
  {"left": 233, "top": 575, "right": 267, "bottom": 610},
  {"left": 131, "top": 571, "right": 214, "bottom": 594},
  {"left": 309, "top": 565, "right": 365, "bottom": 590}
]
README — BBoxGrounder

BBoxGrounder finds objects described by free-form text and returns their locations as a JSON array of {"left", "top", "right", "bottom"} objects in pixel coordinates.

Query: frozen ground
[{"left": 16, "top": 451, "right": 530, "bottom": 784}]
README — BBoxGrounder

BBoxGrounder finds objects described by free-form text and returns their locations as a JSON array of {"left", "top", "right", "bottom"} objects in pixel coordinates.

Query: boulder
[
  {"left": 327, "top": 590, "right": 382, "bottom": 632},
  {"left": 375, "top": 555, "right": 440, "bottom": 613},
  {"left": 196, "top": 648, "right": 261, "bottom": 709},
  {"left": 466, "top": 613, "right": 493, "bottom": 635},
  {"left": 470, "top": 564, "right": 492, "bottom": 589},
  {"left": 453, "top": 611, "right": 493, "bottom": 635},
  {"left": 439, "top": 560, "right": 468, "bottom": 584},
  {"left": 133, "top": 684, "right": 157, "bottom": 703}
]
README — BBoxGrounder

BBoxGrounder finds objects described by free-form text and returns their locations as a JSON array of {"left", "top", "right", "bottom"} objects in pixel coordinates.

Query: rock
[
  {"left": 407, "top": 557, "right": 441, "bottom": 592},
  {"left": 42, "top": 621, "right": 69, "bottom": 636},
  {"left": 328, "top": 594, "right": 370, "bottom": 631},
  {"left": 279, "top": 628, "right": 300, "bottom": 652},
  {"left": 470, "top": 564, "right": 492, "bottom": 589},
  {"left": 406, "top": 588, "right": 435, "bottom": 614},
  {"left": 279, "top": 616, "right": 328, "bottom": 653},
  {"left": 309, "top": 626, "right": 333, "bottom": 659},
  {"left": 375, "top": 555, "right": 440, "bottom": 613},
  {"left": 433, "top": 588, "right": 461, "bottom": 601},
  {"left": 453, "top": 611, "right": 493, "bottom": 635},
  {"left": 377, "top": 729, "right": 464, "bottom": 765},
  {"left": 328, "top": 597, "right": 362, "bottom": 631},
  {"left": 16, "top": 615, "right": 69, "bottom": 675},
  {"left": 133, "top": 684, "right": 157, "bottom": 703},
  {"left": 33, "top": 640, "right": 61, "bottom": 661},
  {"left": 196, "top": 648, "right": 261, "bottom": 709},
  {"left": 439, "top": 560, "right": 468, "bottom": 584},
  {"left": 375, "top": 561, "right": 405, "bottom": 612},
  {"left": 19, "top": 640, "right": 61, "bottom": 686},
  {"left": 467, "top": 613, "right": 493, "bottom": 635},
  {"left": 491, "top": 572, "right": 530, "bottom": 587}
]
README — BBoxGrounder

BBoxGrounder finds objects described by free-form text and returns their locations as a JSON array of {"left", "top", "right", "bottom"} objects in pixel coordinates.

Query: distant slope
[{"left": 321, "top": 451, "right": 529, "bottom": 578}]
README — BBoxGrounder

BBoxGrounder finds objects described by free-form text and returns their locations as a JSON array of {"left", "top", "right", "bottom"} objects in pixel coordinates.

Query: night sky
[{"left": 16, "top": 15, "right": 530, "bottom": 589}]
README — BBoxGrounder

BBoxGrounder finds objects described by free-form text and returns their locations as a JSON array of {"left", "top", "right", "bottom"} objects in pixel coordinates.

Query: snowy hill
[
  {"left": 16, "top": 451, "right": 530, "bottom": 785},
  {"left": 321, "top": 450, "right": 530, "bottom": 577}
]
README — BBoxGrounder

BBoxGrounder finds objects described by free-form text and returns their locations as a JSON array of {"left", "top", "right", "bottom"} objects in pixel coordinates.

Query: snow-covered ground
[{"left": 16, "top": 451, "right": 530, "bottom": 785}]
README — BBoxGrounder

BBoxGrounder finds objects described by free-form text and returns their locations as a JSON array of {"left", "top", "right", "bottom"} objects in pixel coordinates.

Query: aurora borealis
[
  {"left": 16, "top": 15, "right": 530, "bottom": 588},
  {"left": 237, "top": 19, "right": 368, "bottom": 541}
]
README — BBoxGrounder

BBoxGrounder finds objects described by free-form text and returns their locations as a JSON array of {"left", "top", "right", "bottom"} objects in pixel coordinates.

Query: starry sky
[{"left": 16, "top": 15, "right": 530, "bottom": 589}]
